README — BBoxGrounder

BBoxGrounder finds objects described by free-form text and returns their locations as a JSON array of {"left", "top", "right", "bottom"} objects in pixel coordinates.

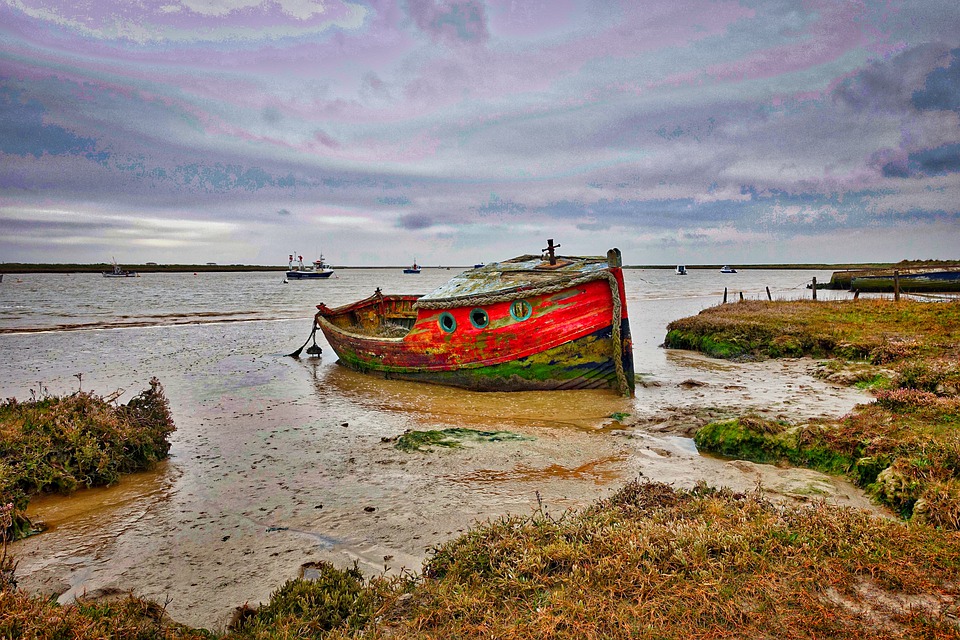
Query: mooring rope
[{"left": 414, "top": 269, "right": 630, "bottom": 396}]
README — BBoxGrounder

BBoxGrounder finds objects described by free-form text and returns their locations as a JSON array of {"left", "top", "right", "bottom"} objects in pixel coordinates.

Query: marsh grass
[
  {"left": 0, "top": 589, "right": 212, "bottom": 639},
  {"left": 665, "top": 300, "right": 960, "bottom": 378},
  {"left": 672, "top": 300, "right": 960, "bottom": 528},
  {"left": 5, "top": 482, "right": 960, "bottom": 638},
  {"left": 0, "top": 378, "right": 175, "bottom": 540},
  {"left": 349, "top": 481, "right": 960, "bottom": 639},
  {"left": 228, "top": 563, "right": 381, "bottom": 638}
]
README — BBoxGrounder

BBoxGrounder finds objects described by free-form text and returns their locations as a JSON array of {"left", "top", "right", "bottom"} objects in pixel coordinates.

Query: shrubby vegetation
[{"left": 0, "top": 378, "right": 175, "bottom": 540}]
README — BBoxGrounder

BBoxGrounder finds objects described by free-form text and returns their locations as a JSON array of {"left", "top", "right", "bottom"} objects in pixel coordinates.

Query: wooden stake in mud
[
  {"left": 766, "top": 286, "right": 772, "bottom": 301},
  {"left": 854, "top": 290, "right": 860, "bottom": 300},
  {"left": 723, "top": 287, "right": 728, "bottom": 304},
  {"left": 894, "top": 270, "right": 900, "bottom": 301},
  {"left": 739, "top": 291, "right": 744, "bottom": 301},
  {"left": 812, "top": 277, "right": 817, "bottom": 300}
]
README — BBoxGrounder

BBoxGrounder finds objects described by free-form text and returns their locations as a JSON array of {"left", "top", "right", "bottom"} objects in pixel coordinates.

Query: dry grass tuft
[{"left": 362, "top": 481, "right": 960, "bottom": 639}]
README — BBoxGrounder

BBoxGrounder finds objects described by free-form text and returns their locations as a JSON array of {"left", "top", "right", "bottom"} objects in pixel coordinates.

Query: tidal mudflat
[{"left": 3, "top": 269, "right": 882, "bottom": 628}]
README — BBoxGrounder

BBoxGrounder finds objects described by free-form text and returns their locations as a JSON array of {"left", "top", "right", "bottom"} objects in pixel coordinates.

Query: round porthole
[
  {"left": 438, "top": 312, "right": 457, "bottom": 333},
  {"left": 469, "top": 308, "right": 489, "bottom": 329},
  {"left": 509, "top": 299, "right": 532, "bottom": 321}
]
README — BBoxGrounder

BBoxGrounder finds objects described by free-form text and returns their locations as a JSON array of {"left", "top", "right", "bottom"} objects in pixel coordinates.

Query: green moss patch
[
  {"left": 695, "top": 394, "right": 960, "bottom": 528},
  {"left": 230, "top": 563, "right": 376, "bottom": 637},
  {"left": 394, "top": 428, "right": 533, "bottom": 452}
]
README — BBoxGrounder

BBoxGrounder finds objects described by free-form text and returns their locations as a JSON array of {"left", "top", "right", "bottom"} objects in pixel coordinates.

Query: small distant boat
[
  {"left": 720, "top": 266, "right": 737, "bottom": 274},
  {"left": 102, "top": 259, "right": 139, "bottom": 278},
  {"left": 307, "top": 240, "right": 634, "bottom": 395},
  {"left": 474, "top": 263, "right": 485, "bottom": 269},
  {"left": 403, "top": 261, "right": 422, "bottom": 274},
  {"left": 676, "top": 265, "right": 687, "bottom": 275},
  {"left": 287, "top": 253, "right": 334, "bottom": 279}
]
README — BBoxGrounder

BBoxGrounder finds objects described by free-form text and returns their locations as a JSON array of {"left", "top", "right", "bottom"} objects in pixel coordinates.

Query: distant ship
[
  {"left": 720, "top": 265, "right": 737, "bottom": 273},
  {"left": 103, "top": 259, "right": 139, "bottom": 278},
  {"left": 403, "top": 261, "right": 421, "bottom": 274},
  {"left": 287, "top": 254, "right": 334, "bottom": 279}
]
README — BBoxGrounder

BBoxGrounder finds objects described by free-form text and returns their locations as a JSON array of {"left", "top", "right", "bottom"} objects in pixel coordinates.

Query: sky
[{"left": 1, "top": 1, "right": 959, "bottom": 266}]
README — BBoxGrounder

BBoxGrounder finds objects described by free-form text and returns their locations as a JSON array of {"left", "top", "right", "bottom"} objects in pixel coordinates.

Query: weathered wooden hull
[
  {"left": 315, "top": 268, "right": 634, "bottom": 395},
  {"left": 851, "top": 271, "right": 960, "bottom": 293}
]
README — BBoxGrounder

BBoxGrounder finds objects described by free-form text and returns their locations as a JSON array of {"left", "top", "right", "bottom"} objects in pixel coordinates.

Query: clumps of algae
[{"left": 395, "top": 428, "right": 533, "bottom": 452}]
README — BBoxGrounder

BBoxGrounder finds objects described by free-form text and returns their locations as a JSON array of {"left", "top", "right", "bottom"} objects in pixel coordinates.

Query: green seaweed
[{"left": 395, "top": 428, "right": 533, "bottom": 452}]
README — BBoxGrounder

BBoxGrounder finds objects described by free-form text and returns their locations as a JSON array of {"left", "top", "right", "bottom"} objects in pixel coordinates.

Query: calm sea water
[
  {"left": 2, "top": 266, "right": 867, "bottom": 627},
  {"left": 0, "top": 267, "right": 848, "bottom": 397}
]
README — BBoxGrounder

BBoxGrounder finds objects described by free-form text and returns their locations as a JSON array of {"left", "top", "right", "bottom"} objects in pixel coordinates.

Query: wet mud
[
  {"left": 4, "top": 270, "right": 886, "bottom": 629},
  {"left": 12, "top": 350, "right": 882, "bottom": 630}
]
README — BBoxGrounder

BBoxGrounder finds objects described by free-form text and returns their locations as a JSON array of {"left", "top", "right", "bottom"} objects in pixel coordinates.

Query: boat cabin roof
[{"left": 420, "top": 254, "right": 610, "bottom": 301}]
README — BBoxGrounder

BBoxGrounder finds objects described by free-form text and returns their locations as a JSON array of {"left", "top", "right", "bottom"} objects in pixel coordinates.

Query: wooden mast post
[{"left": 543, "top": 239, "right": 561, "bottom": 265}]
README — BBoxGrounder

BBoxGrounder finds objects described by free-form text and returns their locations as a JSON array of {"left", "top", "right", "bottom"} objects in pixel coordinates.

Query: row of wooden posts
[{"left": 722, "top": 270, "right": 903, "bottom": 303}]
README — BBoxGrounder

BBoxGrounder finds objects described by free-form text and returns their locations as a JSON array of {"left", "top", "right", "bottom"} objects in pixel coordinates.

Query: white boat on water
[
  {"left": 676, "top": 265, "right": 687, "bottom": 275},
  {"left": 103, "top": 260, "right": 139, "bottom": 278},
  {"left": 287, "top": 253, "right": 334, "bottom": 279},
  {"left": 720, "top": 265, "right": 737, "bottom": 274}
]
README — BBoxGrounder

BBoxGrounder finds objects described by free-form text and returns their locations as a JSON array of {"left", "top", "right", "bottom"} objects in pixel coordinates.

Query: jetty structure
[{"left": 825, "top": 263, "right": 960, "bottom": 293}]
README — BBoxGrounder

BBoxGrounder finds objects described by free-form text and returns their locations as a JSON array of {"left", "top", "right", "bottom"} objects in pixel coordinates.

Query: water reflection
[{"left": 305, "top": 357, "right": 633, "bottom": 432}]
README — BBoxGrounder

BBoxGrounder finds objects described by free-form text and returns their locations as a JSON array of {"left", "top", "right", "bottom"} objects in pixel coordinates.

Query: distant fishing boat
[
  {"left": 403, "top": 261, "right": 421, "bottom": 274},
  {"left": 304, "top": 240, "right": 634, "bottom": 396},
  {"left": 287, "top": 253, "right": 334, "bottom": 279},
  {"left": 720, "top": 266, "right": 737, "bottom": 274},
  {"left": 676, "top": 265, "right": 687, "bottom": 275},
  {"left": 102, "top": 259, "right": 139, "bottom": 278}
]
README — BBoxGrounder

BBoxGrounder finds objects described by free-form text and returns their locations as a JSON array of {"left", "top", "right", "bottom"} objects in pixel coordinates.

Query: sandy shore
[{"left": 13, "top": 353, "right": 883, "bottom": 630}]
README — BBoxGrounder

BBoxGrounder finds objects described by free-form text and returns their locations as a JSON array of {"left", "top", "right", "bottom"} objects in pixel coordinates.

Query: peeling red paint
[{"left": 313, "top": 253, "right": 634, "bottom": 394}]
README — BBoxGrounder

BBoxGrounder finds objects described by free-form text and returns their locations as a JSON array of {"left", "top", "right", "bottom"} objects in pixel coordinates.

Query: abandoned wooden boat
[{"left": 311, "top": 245, "right": 634, "bottom": 396}]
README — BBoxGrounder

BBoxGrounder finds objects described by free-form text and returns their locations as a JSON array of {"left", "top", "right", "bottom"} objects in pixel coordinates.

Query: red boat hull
[{"left": 315, "top": 266, "right": 633, "bottom": 395}]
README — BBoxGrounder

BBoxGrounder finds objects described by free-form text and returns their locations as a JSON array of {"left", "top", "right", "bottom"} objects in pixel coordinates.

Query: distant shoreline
[{"left": 1, "top": 262, "right": 947, "bottom": 274}]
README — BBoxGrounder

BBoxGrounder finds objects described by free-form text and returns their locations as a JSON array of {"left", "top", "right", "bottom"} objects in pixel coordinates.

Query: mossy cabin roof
[{"left": 420, "top": 254, "right": 610, "bottom": 301}]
